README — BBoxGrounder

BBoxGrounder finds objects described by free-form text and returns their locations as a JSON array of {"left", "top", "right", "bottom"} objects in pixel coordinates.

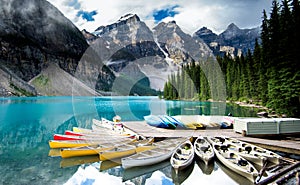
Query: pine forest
[{"left": 163, "top": 0, "right": 300, "bottom": 117}]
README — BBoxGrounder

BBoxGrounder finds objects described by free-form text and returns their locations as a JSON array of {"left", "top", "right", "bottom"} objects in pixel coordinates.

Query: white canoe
[
  {"left": 194, "top": 136, "right": 214, "bottom": 165},
  {"left": 207, "top": 137, "right": 258, "bottom": 182},
  {"left": 92, "top": 118, "right": 138, "bottom": 138},
  {"left": 219, "top": 137, "right": 282, "bottom": 164},
  {"left": 121, "top": 138, "right": 188, "bottom": 169},
  {"left": 170, "top": 139, "right": 195, "bottom": 174}
]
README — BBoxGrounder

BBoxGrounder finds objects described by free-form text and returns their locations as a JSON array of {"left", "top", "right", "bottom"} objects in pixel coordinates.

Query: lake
[{"left": 0, "top": 96, "right": 258, "bottom": 185}]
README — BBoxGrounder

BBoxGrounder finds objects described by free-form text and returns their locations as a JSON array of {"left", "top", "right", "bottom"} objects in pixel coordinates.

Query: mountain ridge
[
  {"left": 0, "top": 2, "right": 260, "bottom": 96},
  {"left": 194, "top": 23, "right": 260, "bottom": 57}
]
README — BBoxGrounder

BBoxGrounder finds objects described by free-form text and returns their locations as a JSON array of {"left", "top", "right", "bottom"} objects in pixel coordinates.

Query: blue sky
[
  {"left": 153, "top": 5, "right": 179, "bottom": 23},
  {"left": 77, "top": 10, "right": 97, "bottom": 22},
  {"left": 47, "top": 0, "right": 273, "bottom": 34}
]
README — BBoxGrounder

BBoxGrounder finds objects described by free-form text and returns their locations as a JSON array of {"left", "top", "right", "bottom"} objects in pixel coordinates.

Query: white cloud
[{"left": 47, "top": 0, "right": 273, "bottom": 35}]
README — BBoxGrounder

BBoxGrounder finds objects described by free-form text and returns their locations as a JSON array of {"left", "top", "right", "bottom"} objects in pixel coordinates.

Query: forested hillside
[{"left": 163, "top": 0, "right": 300, "bottom": 117}]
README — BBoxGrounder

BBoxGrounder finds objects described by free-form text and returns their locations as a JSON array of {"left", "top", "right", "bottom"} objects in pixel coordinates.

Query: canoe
[
  {"left": 99, "top": 144, "right": 137, "bottom": 161},
  {"left": 53, "top": 133, "right": 128, "bottom": 141},
  {"left": 92, "top": 118, "right": 124, "bottom": 131},
  {"left": 65, "top": 130, "right": 112, "bottom": 137},
  {"left": 172, "top": 115, "right": 207, "bottom": 129},
  {"left": 194, "top": 136, "right": 214, "bottom": 165},
  {"left": 143, "top": 115, "right": 172, "bottom": 128},
  {"left": 48, "top": 140, "right": 83, "bottom": 149},
  {"left": 207, "top": 137, "right": 258, "bottom": 182},
  {"left": 93, "top": 118, "right": 138, "bottom": 138},
  {"left": 73, "top": 127, "right": 95, "bottom": 133},
  {"left": 219, "top": 137, "right": 282, "bottom": 164},
  {"left": 49, "top": 139, "right": 96, "bottom": 148},
  {"left": 65, "top": 130, "right": 85, "bottom": 136},
  {"left": 59, "top": 138, "right": 145, "bottom": 158},
  {"left": 61, "top": 144, "right": 115, "bottom": 158},
  {"left": 121, "top": 137, "right": 188, "bottom": 169},
  {"left": 53, "top": 134, "right": 86, "bottom": 141},
  {"left": 228, "top": 137, "right": 281, "bottom": 164},
  {"left": 98, "top": 137, "right": 155, "bottom": 161},
  {"left": 49, "top": 136, "right": 135, "bottom": 149},
  {"left": 208, "top": 137, "right": 267, "bottom": 166},
  {"left": 170, "top": 139, "right": 194, "bottom": 174}
]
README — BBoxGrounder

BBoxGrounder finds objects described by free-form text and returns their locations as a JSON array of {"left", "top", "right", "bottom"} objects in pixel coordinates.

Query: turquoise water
[{"left": 0, "top": 96, "right": 257, "bottom": 185}]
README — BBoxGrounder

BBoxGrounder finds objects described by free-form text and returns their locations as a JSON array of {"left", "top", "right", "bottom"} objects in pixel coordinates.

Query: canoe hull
[
  {"left": 61, "top": 146, "right": 114, "bottom": 158},
  {"left": 170, "top": 140, "right": 195, "bottom": 172},
  {"left": 208, "top": 137, "right": 259, "bottom": 182},
  {"left": 194, "top": 136, "right": 214, "bottom": 165},
  {"left": 122, "top": 149, "right": 174, "bottom": 169},
  {"left": 99, "top": 148, "right": 136, "bottom": 161}
]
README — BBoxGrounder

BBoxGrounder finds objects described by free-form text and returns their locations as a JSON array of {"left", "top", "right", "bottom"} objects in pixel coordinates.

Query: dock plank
[{"left": 123, "top": 121, "right": 300, "bottom": 155}]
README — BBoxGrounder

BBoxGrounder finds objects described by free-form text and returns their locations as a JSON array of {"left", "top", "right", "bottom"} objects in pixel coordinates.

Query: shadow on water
[
  {"left": 196, "top": 159, "right": 215, "bottom": 175},
  {"left": 171, "top": 160, "right": 195, "bottom": 185},
  {"left": 122, "top": 160, "right": 171, "bottom": 182}
]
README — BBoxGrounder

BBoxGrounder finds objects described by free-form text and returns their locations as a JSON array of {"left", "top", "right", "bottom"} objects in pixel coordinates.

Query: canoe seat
[
  {"left": 174, "top": 153, "right": 190, "bottom": 160},
  {"left": 172, "top": 158, "right": 184, "bottom": 165},
  {"left": 200, "top": 146, "right": 209, "bottom": 152},
  {"left": 238, "top": 158, "right": 248, "bottom": 166}
]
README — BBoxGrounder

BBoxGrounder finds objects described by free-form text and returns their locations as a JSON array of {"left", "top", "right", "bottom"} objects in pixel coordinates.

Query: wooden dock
[{"left": 123, "top": 121, "right": 300, "bottom": 155}]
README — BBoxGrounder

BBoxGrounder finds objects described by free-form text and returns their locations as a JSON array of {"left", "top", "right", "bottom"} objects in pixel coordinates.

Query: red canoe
[
  {"left": 64, "top": 130, "right": 85, "bottom": 136},
  {"left": 53, "top": 134, "right": 85, "bottom": 140}
]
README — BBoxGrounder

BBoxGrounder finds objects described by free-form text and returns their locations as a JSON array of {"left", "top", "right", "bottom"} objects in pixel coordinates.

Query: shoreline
[{"left": 231, "top": 101, "right": 285, "bottom": 118}]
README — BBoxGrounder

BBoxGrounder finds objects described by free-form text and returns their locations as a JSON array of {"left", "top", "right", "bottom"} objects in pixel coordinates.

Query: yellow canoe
[
  {"left": 59, "top": 138, "right": 136, "bottom": 158},
  {"left": 99, "top": 144, "right": 137, "bottom": 161},
  {"left": 60, "top": 145, "right": 115, "bottom": 158},
  {"left": 99, "top": 138, "right": 155, "bottom": 161},
  {"left": 49, "top": 140, "right": 98, "bottom": 149}
]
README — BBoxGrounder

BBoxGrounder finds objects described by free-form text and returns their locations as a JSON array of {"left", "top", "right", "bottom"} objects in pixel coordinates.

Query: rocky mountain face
[
  {"left": 0, "top": 0, "right": 117, "bottom": 96},
  {"left": 0, "top": 0, "right": 259, "bottom": 97},
  {"left": 154, "top": 21, "right": 213, "bottom": 64},
  {"left": 194, "top": 23, "right": 260, "bottom": 58},
  {"left": 87, "top": 14, "right": 213, "bottom": 92}
]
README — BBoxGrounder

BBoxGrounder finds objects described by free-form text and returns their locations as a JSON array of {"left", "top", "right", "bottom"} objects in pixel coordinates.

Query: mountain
[
  {"left": 87, "top": 15, "right": 213, "bottom": 92},
  {"left": 153, "top": 21, "right": 213, "bottom": 64},
  {"left": 0, "top": 0, "right": 258, "bottom": 97},
  {"left": 194, "top": 23, "right": 260, "bottom": 57},
  {"left": 0, "top": 0, "right": 115, "bottom": 96}
]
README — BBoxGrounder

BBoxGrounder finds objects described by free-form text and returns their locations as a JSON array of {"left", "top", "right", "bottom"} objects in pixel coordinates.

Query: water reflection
[
  {"left": 62, "top": 159, "right": 251, "bottom": 185},
  {"left": 122, "top": 160, "right": 170, "bottom": 182},
  {"left": 171, "top": 160, "right": 194, "bottom": 185},
  {"left": 196, "top": 159, "right": 214, "bottom": 175},
  {"left": 0, "top": 96, "right": 259, "bottom": 184}
]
